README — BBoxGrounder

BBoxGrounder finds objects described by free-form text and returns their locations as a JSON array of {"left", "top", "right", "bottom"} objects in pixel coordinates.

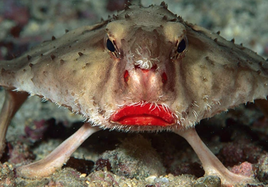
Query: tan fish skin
[{"left": 0, "top": 2, "right": 267, "bottom": 185}]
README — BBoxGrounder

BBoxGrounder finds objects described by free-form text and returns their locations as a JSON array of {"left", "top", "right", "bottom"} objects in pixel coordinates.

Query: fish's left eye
[
  {"left": 107, "top": 38, "right": 116, "bottom": 52},
  {"left": 177, "top": 38, "right": 186, "bottom": 53}
]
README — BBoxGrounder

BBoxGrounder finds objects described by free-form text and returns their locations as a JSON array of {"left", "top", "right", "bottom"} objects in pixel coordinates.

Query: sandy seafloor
[{"left": 0, "top": 0, "right": 268, "bottom": 186}]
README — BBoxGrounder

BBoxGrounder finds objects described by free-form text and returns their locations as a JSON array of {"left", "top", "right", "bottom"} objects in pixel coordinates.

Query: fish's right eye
[
  {"left": 107, "top": 39, "right": 116, "bottom": 52},
  {"left": 177, "top": 38, "right": 187, "bottom": 53}
]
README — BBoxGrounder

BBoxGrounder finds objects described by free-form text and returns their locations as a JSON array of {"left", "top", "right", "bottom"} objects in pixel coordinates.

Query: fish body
[
  {"left": 1, "top": 5, "right": 267, "bottom": 131},
  {"left": 0, "top": 2, "right": 267, "bottom": 185}
]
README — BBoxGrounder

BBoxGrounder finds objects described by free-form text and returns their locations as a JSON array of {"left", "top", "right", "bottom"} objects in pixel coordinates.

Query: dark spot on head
[
  {"left": 61, "top": 104, "right": 72, "bottom": 111},
  {"left": 60, "top": 59, "right": 65, "bottom": 65},
  {"left": 27, "top": 55, "right": 31, "bottom": 61},
  {"left": 160, "top": 1, "right": 168, "bottom": 9},
  {"left": 113, "top": 15, "right": 118, "bottom": 20},
  {"left": 52, "top": 36, "right": 56, "bottom": 40},
  {"left": 65, "top": 29, "right": 69, "bottom": 33},
  {"left": 205, "top": 56, "right": 215, "bottom": 66},
  {"left": 82, "top": 63, "right": 91, "bottom": 69},
  {"left": 78, "top": 52, "right": 83, "bottom": 57},
  {"left": 98, "top": 108, "right": 106, "bottom": 115},
  {"left": 170, "top": 18, "right": 177, "bottom": 22},
  {"left": 92, "top": 100, "right": 97, "bottom": 106},
  {"left": 43, "top": 71, "right": 47, "bottom": 76},
  {"left": 1, "top": 68, "right": 6, "bottom": 74},
  {"left": 29, "top": 63, "right": 33, "bottom": 68},
  {"left": 124, "top": 4, "right": 130, "bottom": 10},
  {"left": 51, "top": 54, "right": 56, "bottom": 60}
]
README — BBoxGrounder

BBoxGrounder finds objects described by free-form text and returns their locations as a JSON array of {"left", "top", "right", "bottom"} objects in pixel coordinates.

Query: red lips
[{"left": 110, "top": 103, "right": 175, "bottom": 126}]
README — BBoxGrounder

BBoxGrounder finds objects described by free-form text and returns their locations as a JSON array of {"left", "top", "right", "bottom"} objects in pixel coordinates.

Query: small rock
[{"left": 194, "top": 176, "right": 221, "bottom": 187}]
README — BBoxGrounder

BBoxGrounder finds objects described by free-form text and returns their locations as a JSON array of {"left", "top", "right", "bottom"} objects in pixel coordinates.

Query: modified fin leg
[
  {"left": 0, "top": 90, "right": 28, "bottom": 158},
  {"left": 16, "top": 123, "right": 100, "bottom": 178},
  {"left": 174, "top": 128, "right": 254, "bottom": 186}
]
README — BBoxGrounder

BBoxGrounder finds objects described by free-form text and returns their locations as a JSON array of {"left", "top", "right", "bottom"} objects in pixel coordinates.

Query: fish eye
[
  {"left": 177, "top": 38, "right": 187, "bottom": 53},
  {"left": 106, "top": 38, "right": 116, "bottom": 52}
]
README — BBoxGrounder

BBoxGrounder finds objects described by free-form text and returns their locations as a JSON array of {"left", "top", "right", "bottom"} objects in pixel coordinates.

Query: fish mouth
[{"left": 110, "top": 103, "right": 175, "bottom": 126}]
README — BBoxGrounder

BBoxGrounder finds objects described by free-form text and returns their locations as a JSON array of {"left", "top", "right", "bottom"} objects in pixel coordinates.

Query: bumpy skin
[
  {"left": 1, "top": 5, "right": 267, "bottom": 132},
  {"left": 0, "top": 3, "right": 267, "bottom": 184}
]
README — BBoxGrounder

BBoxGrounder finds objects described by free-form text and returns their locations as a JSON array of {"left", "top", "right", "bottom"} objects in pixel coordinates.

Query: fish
[{"left": 0, "top": 1, "right": 267, "bottom": 186}]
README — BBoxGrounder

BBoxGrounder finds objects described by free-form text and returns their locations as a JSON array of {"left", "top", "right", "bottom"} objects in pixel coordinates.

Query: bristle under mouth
[{"left": 110, "top": 103, "right": 175, "bottom": 126}]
